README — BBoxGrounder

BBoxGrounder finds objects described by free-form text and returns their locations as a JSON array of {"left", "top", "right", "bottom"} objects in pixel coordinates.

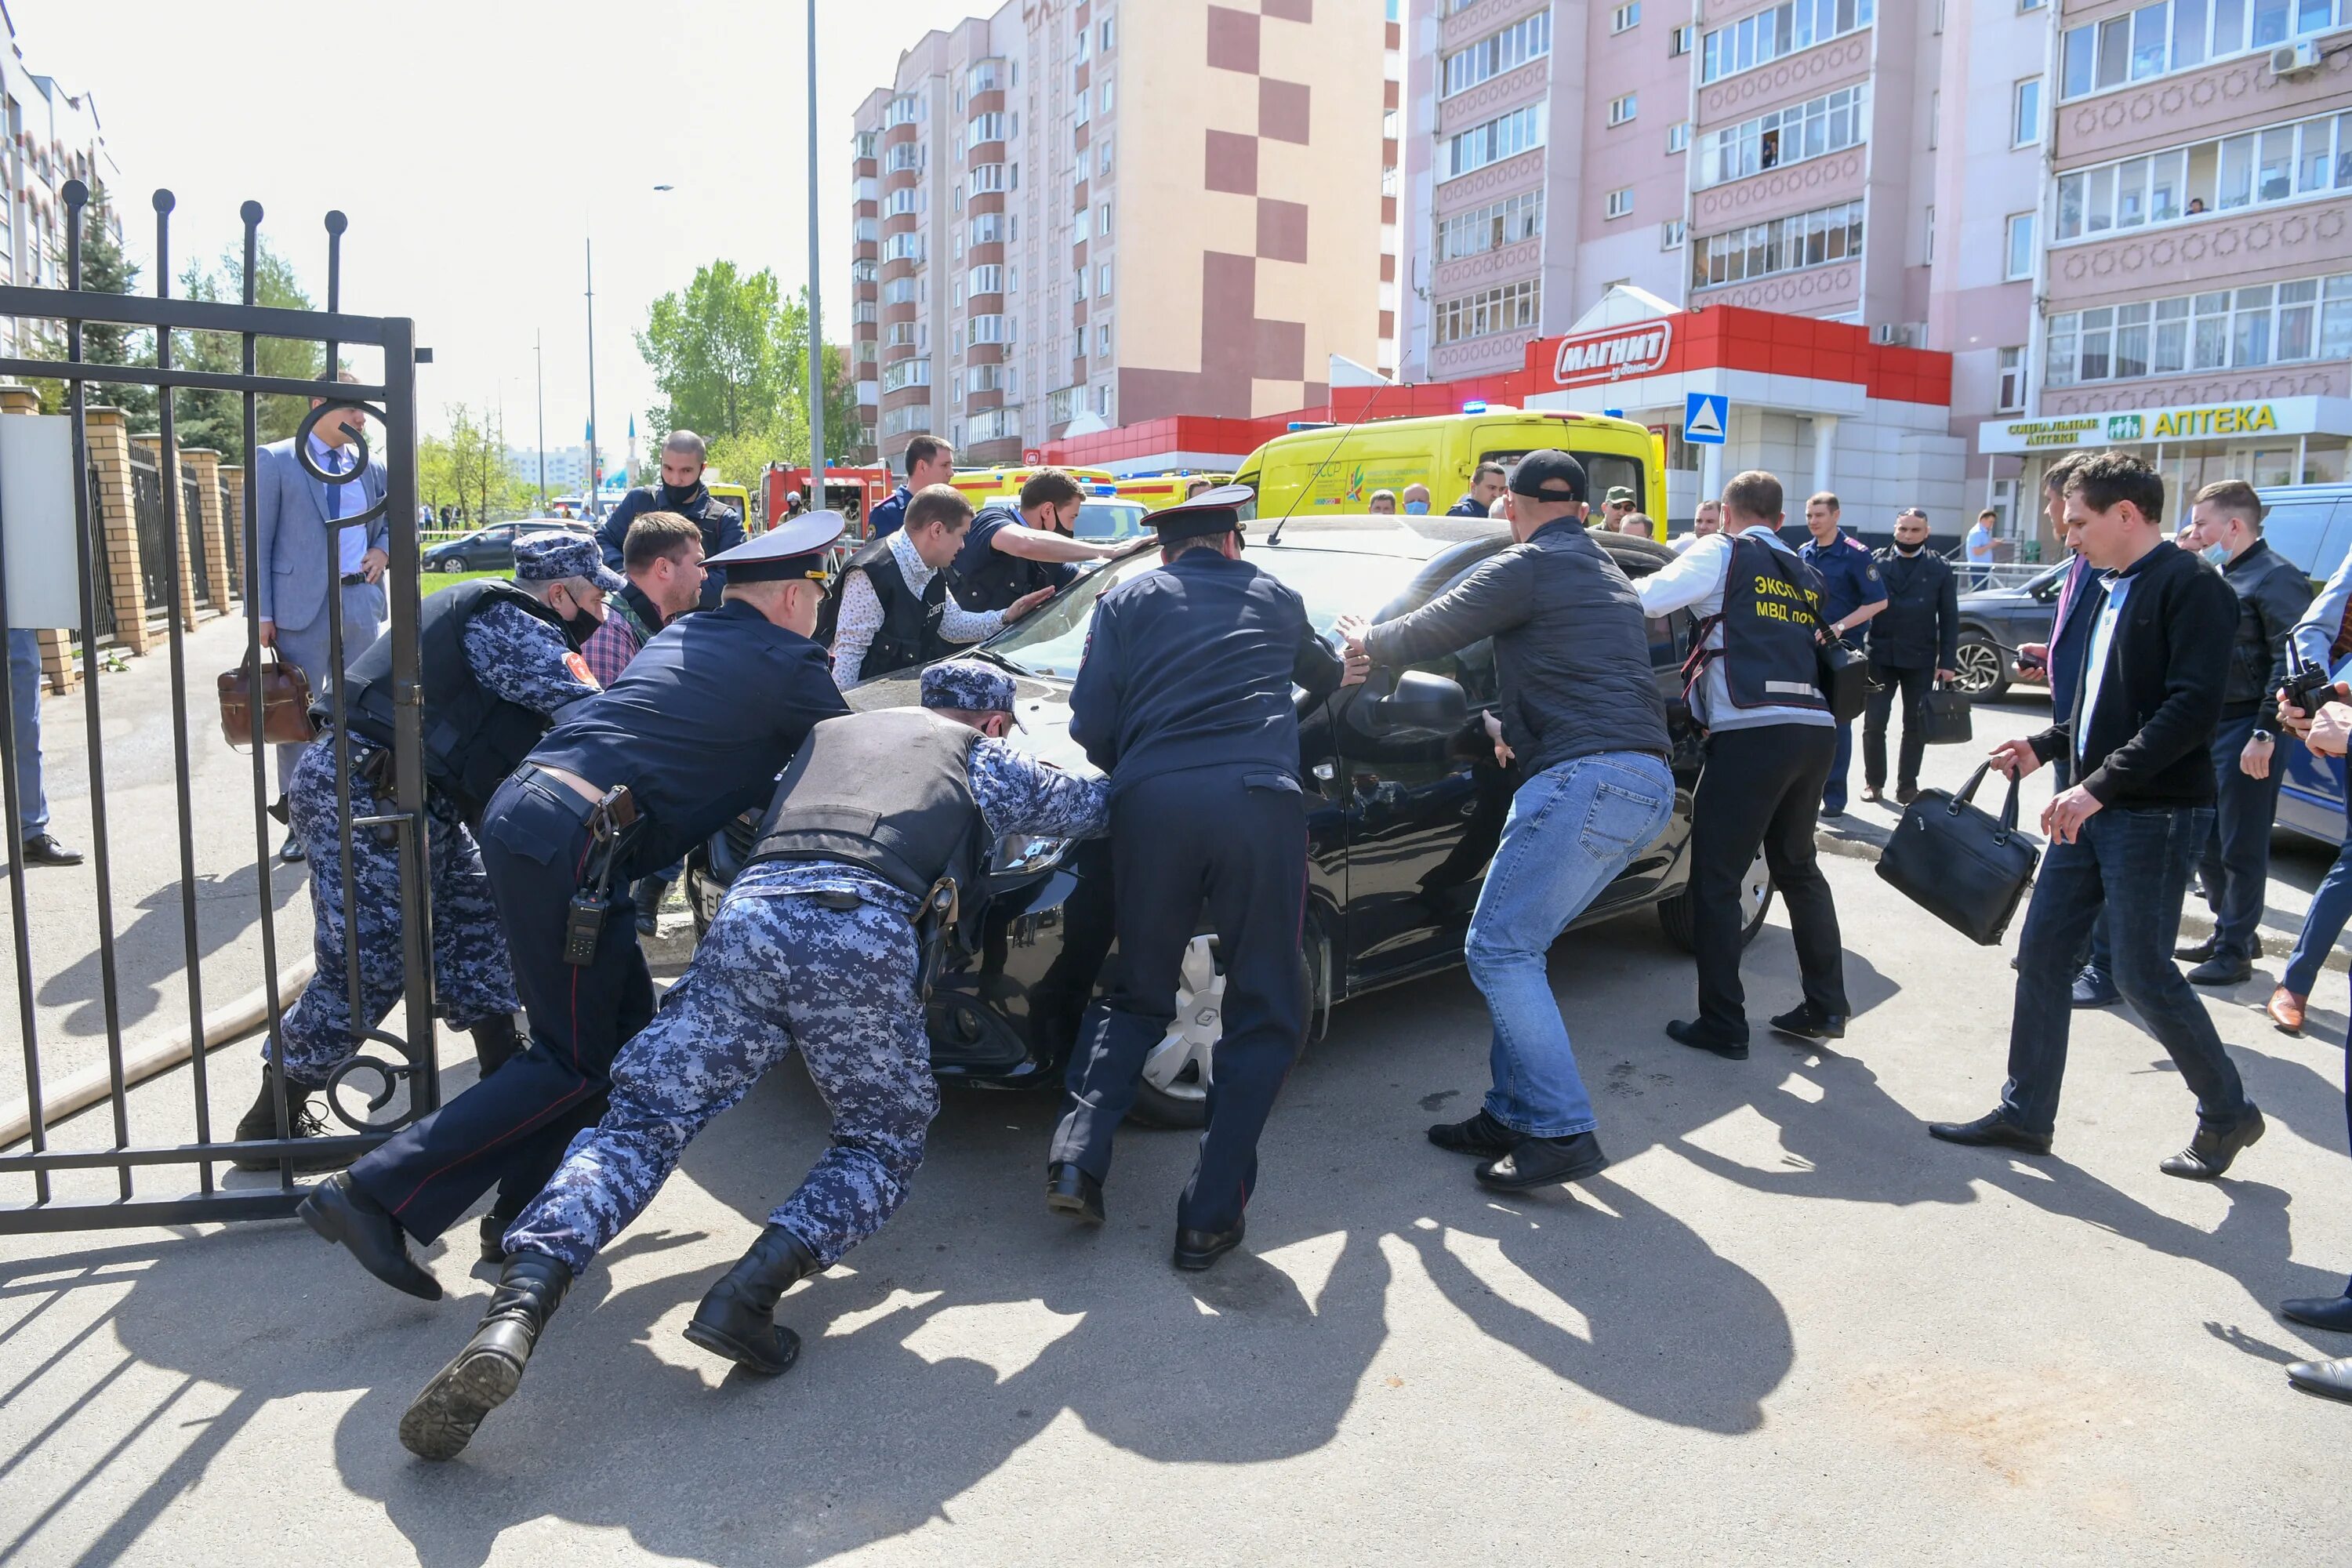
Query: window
[
  {"left": 971, "top": 162, "right": 1007, "bottom": 194},
  {"left": 1074, "top": 21, "right": 1090, "bottom": 61},
  {"left": 967, "top": 363, "right": 1004, "bottom": 394},
  {"left": 2005, "top": 212, "right": 2036, "bottom": 280},
  {"left": 1073, "top": 91, "right": 1089, "bottom": 128},
  {"left": 884, "top": 187, "right": 917, "bottom": 218},
  {"left": 1697, "top": 85, "right": 1869, "bottom": 188},
  {"left": 969, "top": 113, "right": 1005, "bottom": 145},
  {"left": 1097, "top": 322, "right": 1112, "bottom": 358},
  {"left": 1702, "top": 0, "right": 1878, "bottom": 85},
  {"left": 882, "top": 403, "right": 934, "bottom": 439},
  {"left": 1691, "top": 198, "right": 1864, "bottom": 288},
  {"left": 881, "top": 232, "right": 924, "bottom": 263},
  {"left": 1098, "top": 263, "right": 1111, "bottom": 297},
  {"left": 1661, "top": 218, "right": 1686, "bottom": 250},
  {"left": 1442, "top": 12, "right": 1552, "bottom": 97},
  {"left": 1924, "top": 204, "right": 1935, "bottom": 263},
  {"left": 970, "top": 211, "right": 1004, "bottom": 245},
  {"left": 881, "top": 357, "right": 931, "bottom": 392},
  {"left": 1997, "top": 347, "right": 2024, "bottom": 411},
  {"left": 854, "top": 216, "right": 880, "bottom": 242},
  {"left": 2013, "top": 78, "right": 2042, "bottom": 147},
  {"left": 884, "top": 95, "right": 919, "bottom": 129},
  {"left": 1432, "top": 279, "right": 1541, "bottom": 346},
  {"left": 884, "top": 277, "right": 916, "bottom": 305},
  {"left": 1101, "top": 16, "right": 1116, "bottom": 50},
  {"left": 1672, "top": 24, "right": 1697, "bottom": 54},
  {"left": 1098, "top": 137, "right": 1113, "bottom": 176},
  {"left": 886, "top": 143, "right": 922, "bottom": 173},
  {"left": 2061, "top": 0, "right": 2347, "bottom": 100},
  {"left": 1609, "top": 94, "right": 1638, "bottom": 127},
  {"left": 1605, "top": 187, "right": 1635, "bottom": 220},
  {"left": 1435, "top": 191, "right": 1545, "bottom": 261},
  {"left": 970, "top": 314, "right": 1007, "bottom": 344},
  {"left": 968, "top": 264, "right": 1004, "bottom": 295},
  {"left": 968, "top": 408, "right": 1018, "bottom": 443},
  {"left": 952, "top": 279, "right": 964, "bottom": 309},
  {"left": 855, "top": 130, "right": 879, "bottom": 160},
  {"left": 1929, "top": 91, "right": 1940, "bottom": 151},
  {"left": 1612, "top": 2, "right": 1642, "bottom": 31},
  {"left": 967, "top": 60, "right": 1000, "bottom": 95},
  {"left": 2054, "top": 111, "right": 2352, "bottom": 241},
  {"left": 1446, "top": 103, "right": 1546, "bottom": 180},
  {"left": 1666, "top": 121, "right": 1690, "bottom": 154},
  {"left": 2043, "top": 267, "right": 2352, "bottom": 385},
  {"left": 1098, "top": 201, "right": 1112, "bottom": 238}
]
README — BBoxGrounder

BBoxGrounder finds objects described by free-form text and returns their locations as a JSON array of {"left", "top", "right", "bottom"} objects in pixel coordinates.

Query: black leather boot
[
  {"left": 469, "top": 1013, "right": 520, "bottom": 1078},
  {"left": 398, "top": 1252, "right": 571, "bottom": 1461},
  {"left": 231, "top": 1068, "right": 346, "bottom": 1173},
  {"left": 682, "top": 1224, "right": 816, "bottom": 1375}
]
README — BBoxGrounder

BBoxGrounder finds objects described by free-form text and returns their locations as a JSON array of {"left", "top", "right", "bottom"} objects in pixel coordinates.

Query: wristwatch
[{"left": 2253, "top": 729, "right": 2276, "bottom": 743}]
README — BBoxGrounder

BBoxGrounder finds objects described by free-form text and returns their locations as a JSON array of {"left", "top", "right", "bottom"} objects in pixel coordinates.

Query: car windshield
[
  {"left": 1074, "top": 500, "right": 1149, "bottom": 541},
  {"left": 982, "top": 545, "right": 1423, "bottom": 679}
]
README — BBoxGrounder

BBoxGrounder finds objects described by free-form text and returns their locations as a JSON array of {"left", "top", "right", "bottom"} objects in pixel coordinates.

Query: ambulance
[
  {"left": 1234, "top": 407, "right": 1666, "bottom": 523},
  {"left": 1110, "top": 473, "right": 1235, "bottom": 512}
]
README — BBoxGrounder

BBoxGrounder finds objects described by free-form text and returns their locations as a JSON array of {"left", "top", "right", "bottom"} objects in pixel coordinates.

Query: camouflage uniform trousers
[
  {"left": 273, "top": 737, "right": 519, "bottom": 1087},
  {"left": 503, "top": 878, "right": 935, "bottom": 1275}
]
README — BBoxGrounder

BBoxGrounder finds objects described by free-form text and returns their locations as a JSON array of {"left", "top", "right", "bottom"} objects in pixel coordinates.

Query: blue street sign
[{"left": 1684, "top": 391, "right": 1728, "bottom": 445}]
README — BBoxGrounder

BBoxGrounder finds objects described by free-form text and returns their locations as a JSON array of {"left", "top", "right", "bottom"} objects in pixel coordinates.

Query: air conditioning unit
[
  {"left": 1871, "top": 322, "right": 1915, "bottom": 347},
  {"left": 2270, "top": 39, "right": 2323, "bottom": 78}
]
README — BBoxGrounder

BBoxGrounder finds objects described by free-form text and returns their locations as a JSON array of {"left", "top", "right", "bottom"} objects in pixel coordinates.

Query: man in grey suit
[{"left": 256, "top": 378, "right": 390, "bottom": 862}]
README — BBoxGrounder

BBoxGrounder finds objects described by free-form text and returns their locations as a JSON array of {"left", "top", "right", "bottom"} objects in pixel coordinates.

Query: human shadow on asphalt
[{"left": 29, "top": 862, "right": 306, "bottom": 1036}]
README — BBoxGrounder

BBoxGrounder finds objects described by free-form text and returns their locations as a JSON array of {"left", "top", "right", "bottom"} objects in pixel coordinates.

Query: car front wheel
[
  {"left": 1951, "top": 633, "right": 2010, "bottom": 699},
  {"left": 1127, "top": 935, "right": 1221, "bottom": 1129},
  {"left": 1655, "top": 848, "right": 1773, "bottom": 953}
]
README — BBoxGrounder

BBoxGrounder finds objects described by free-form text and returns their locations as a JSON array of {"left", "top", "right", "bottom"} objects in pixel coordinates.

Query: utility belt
[{"left": 513, "top": 762, "right": 644, "bottom": 967}]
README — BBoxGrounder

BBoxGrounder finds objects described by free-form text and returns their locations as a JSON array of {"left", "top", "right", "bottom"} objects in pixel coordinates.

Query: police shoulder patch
[
  {"left": 564, "top": 651, "right": 601, "bottom": 690},
  {"left": 1864, "top": 564, "right": 1882, "bottom": 580}
]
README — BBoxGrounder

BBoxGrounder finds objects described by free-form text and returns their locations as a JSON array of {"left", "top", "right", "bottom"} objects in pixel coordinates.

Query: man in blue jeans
[
  {"left": 9, "top": 630, "right": 79, "bottom": 866},
  {"left": 1341, "top": 450, "right": 1674, "bottom": 1191},
  {"left": 1930, "top": 452, "right": 2263, "bottom": 1178}
]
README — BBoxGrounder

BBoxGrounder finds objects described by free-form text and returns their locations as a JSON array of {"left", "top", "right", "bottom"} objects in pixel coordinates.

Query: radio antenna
[{"left": 1267, "top": 371, "right": 1397, "bottom": 546}]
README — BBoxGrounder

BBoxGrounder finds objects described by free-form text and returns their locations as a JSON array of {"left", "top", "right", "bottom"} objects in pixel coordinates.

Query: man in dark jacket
[
  {"left": 594, "top": 430, "right": 745, "bottom": 610},
  {"left": 1931, "top": 452, "right": 2263, "bottom": 1178},
  {"left": 948, "top": 466, "right": 1116, "bottom": 614},
  {"left": 2178, "top": 478, "right": 2312, "bottom": 985},
  {"left": 1338, "top": 451, "right": 1673, "bottom": 1193},
  {"left": 1860, "top": 506, "right": 1958, "bottom": 804},
  {"left": 1448, "top": 462, "right": 1507, "bottom": 517}
]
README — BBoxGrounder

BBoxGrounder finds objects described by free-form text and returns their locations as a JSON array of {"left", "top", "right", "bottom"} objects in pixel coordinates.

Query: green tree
[
  {"left": 636, "top": 261, "right": 795, "bottom": 442},
  {"left": 172, "top": 243, "right": 325, "bottom": 462},
  {"left": 437, "top": 402, "right": 533, "bottom": 525},
  {"left": 74, "top": 182, "right": 157, "bottom": 427}
]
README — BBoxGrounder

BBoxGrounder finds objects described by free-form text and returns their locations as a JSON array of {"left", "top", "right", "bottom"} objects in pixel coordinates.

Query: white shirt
[
  {"left": 2076, "top": 573, "right": 2129, "bottom": 765},
  {"left": 1637, "top": 525, "right": 1835, "bottom": 731},
  {"left": 307, "top": 432, "right": 370, "bottom": 575},
  {"left": 830, "top": 524, "right": 1007, "bottom": 686}
]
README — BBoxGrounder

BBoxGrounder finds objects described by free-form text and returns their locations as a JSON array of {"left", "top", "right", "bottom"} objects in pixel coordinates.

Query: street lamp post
[
  {"left": 805, "top": 0, "right": 826, "bottom": 514},
  {"left": 585, "top": 236, "right": 601, "bottom": 521},
  {"left": 534, "top": 328, "right": 548, "bottom": 513}
]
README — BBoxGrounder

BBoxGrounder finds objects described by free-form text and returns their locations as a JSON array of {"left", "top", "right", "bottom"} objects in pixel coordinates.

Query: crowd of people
[{"left": 239, "top": 388, "right": 2352, "bottom": 1463}]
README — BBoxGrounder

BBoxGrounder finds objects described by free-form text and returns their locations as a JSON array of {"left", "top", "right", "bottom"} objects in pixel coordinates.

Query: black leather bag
[
  {"left": 1814, "top": 634, "right": 1871, "bottom": 724},
  {"left": 1922, "top": 682, "right": 1973, "bottom": 745},
  {"left": 1877, "top": 762, "right": 2039, "bottom": 945}
]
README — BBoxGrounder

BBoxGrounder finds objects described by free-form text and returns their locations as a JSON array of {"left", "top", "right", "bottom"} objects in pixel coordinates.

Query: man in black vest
[
  {"left": 394, "top": 662, "right": 1109, "bottom": 1460},
  {"left": 949, "top": 467, "right": 1119, "bottom": 614},
  {"left": 248, "top": 536, "right": 610, "bottom": 1175},
  {"left": 828, "top": 485, "right": 1053, "bottom": 684},
  {"left": 306, "top": 514, "right": 852, "bottom": 1302},
  {"left": 593, "top": 429, "right": 745, "bottom": 610},
  {"left": 1860, "top": 506, "right": 1960, "bottom": 804},
  {"left": 1045, "top": 487, "right": 1366, "bottom": 1270},
  {"left": 1635, "top": 470, "right": 1850, "bottom": 1055}
]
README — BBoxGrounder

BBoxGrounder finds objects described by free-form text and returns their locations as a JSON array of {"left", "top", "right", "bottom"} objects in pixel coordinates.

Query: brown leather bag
[{"left": 217, "top": 651, "right": 319, "bottom": 750}]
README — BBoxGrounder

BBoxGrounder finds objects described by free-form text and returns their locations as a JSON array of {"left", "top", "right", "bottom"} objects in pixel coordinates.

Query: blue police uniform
[
  {"left": 949, "top": 501, "right": 1079, "bottom": 613},
  {"left": 1046, "top": 488, "right": 1346, "bottom": 1259},
  {"left": 868, "top": 484, "right": 912, "bottom": 540},
  {"left": 1797, "top": 528, "right": 1886, "bottom": 814},
  {"left": 343, "top": 517, "right": 851, "bottom": 1248},
  {"left": 595, "top": 482, "right": 746, "bottom": 610}
]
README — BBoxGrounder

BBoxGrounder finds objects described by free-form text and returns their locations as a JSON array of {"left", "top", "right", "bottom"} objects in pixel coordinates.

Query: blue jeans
[
  {"left": 2197, "top": 712, "right": 2283, "bottom": 960},
  {"left": 2283, "top": 756, "right": 2352, "bottom": 997},
  {"left": 7, "top": 629, "right": 45, "bottom": 839},
  {"left": 2002, "top": 804, "right": 2253, "bottom": 1138},
  {"left": 1822, "top": 720, "right": 1853, "bottom": 811},
  {"left": 1465, "top": 751, "right": 1675, "bottom": 1138}
]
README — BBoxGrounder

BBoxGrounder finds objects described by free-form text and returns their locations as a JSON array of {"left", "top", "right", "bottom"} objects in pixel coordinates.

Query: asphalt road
[{"left": 2, "top": 699, "right": 2344, "bottom": 1565}]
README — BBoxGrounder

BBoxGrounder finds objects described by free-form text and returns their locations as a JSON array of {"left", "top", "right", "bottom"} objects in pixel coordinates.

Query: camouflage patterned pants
[
  {"left": 272, "top": 738, "right": 519, "bottom": 1087},
  {"left": 503, "top": 888, "right": 936, "bottom": 1273}
]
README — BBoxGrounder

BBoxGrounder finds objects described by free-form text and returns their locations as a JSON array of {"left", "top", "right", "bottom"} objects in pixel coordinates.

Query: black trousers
[
  {"left": 1049, "top": 766, "right": 1308, "bottom": 1234},
  {"left": 350, "top": 769, "right": 655, "bottom": 1243},
  {"left": 1688, "top": 724, "right": 1847, "bottom": 1040},
  {"left": 1861, "top": 660, "right": 1936, "bottom": 792}
]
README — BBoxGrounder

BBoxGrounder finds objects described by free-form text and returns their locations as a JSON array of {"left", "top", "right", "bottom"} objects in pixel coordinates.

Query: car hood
[
  {"left": 844, "top": 666, "right": 1102, "bottom": 778},
  {"left": 1955, "top": 586, "right": 2035, "bottom": 612}
]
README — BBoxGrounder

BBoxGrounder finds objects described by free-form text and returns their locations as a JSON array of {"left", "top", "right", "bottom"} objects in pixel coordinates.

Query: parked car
[
  {"left": 422, "top": 519, "right": 585, "bottom": 572},
  {"left": 1950, "top": 561, "right": 2067, "bottom": 699},
  {"left": 686, "top": 515, "right": 1772, "bottom": 1127}
]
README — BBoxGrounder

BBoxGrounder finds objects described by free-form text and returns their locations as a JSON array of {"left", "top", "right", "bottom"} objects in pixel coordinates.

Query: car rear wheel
[
  {"left": 1951, "top": 633, "right": 2010, "bottom": 699},
  {"left": 1655, "top": 848, "right": 1773, "bottom": 953}
]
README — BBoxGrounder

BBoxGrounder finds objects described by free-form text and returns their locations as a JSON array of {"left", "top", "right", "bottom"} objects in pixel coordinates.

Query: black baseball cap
[{"left": 1508, "top": 449, "right": 1588, "bottom": 504}]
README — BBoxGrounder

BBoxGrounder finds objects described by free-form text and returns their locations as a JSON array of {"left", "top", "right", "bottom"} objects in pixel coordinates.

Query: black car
[
  {"left": 1951, "top": 560, "right": 2067, "bottom": 699},
  {"left": 422, "top": 519, "right": 590, "bottom": 572},
  {"left": 687, "top": 516, "right": 1770, "bottom": 1128}
]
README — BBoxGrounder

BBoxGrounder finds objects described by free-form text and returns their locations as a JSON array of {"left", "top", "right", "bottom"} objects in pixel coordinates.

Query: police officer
[
  {"left": 1860, "top": 506, "right": 1959, "bottom": 805},
  {"left": 306, "top": 514, "right": 853, "bottom": 1302},
  {"left": 1796, "top": 490, "right": 1887, "bottom": 816},
  {"left": 828, "top": 485, "right": 1052, "bottom": 685},
  {"left": 867, "top": 434, "right": 956, "bottom": 541},
  {"left": 949, "top": 467, "right": 1117, "bottom": 615},
  {"left": 394, "top": 662, "right": 1110, "bottom": 1460},
  {"left": 248, "top": 536, "right": 611, "bottom": 1177},
  {"left": 1635, "top": 470, "right": 1850, "bottom": 1056},
  {"left": 593, "top": 430, "right": 745, "bottom": 609},
  {"left": 1045, "top": 486, "right": 1367, "bottom": 1270}
]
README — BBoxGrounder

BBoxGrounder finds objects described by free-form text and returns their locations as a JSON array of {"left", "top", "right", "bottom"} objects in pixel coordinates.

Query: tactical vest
[
  {"left": 746, "top": 709, "right": 984, "bottom": 902},
  {"left": 1715, "top": 535, "right": 1829, "bottom": 713},
  {"left": 819, "top": 535, "right": 950, "bottom": 678},
  {"left": 339, "top": 579, "right": 572, "bottom": 823},
  {"left": 953, "top": 503, "right": 1060, "bottom": 614}
]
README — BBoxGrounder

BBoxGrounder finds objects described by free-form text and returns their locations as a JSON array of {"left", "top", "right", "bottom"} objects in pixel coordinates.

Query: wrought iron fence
[
  {"left": 126, "top": 444, "right": 171, "bottom": 614},
  {"left": 180, "top": 461, "right": 212, "bottom": 608}
]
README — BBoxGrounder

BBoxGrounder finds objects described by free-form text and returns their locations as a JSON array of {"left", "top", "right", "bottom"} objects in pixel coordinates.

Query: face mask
[
  {"left": 553, "top": 602, "right": 600, "bottom": 649},
  {"left": 1403, "top": 499, "right": 1429, "bottom": 515},
  {"left": 2201, "top": 542, "right": 2230, "bottom": 567},
  {"left": 1895, "top": 540, "right": 1924, "bottom": 556},
  {"left": 659, "top": 481, "right": 702, "bottom": 509}
]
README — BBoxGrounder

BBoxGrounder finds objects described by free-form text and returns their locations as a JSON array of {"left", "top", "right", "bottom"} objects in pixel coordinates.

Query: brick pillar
[
  {"left": 181, "top": 448, "right": 230, "bottom": 611},
  {"left": 0, "top": 383, "right": 78, "bottom": 691},
  {"left": 130, "top": 433, "right": 201, "bottom": 630},
  {"left": 217, "top": 464, "right": 245, "bottom": 605},
  {"left": 83, "top": 407, "right": 154, "bottom": 655}
]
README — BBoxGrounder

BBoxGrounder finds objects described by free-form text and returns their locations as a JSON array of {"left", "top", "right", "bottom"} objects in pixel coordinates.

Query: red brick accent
[
  {"left": 1258, "top": 78, "right": 1310, "bottom": 143},
  {"left": 1255, "top": 198, "right": 1308, "bottom": 263},
  {"left": 1265, "top": 0, "right": 1315, "bottom": 20},
  {"left": 1205, "top": 129, "right": 1258, "bottom": 195},
  {"left": 1206, "top": 5, "right": 1261, "bottom": 73}
]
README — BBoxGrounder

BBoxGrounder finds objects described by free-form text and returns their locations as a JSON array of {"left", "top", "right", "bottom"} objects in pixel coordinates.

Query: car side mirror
[{"left": 1365, "top": 670, "right": 1468, "bottom": 732}]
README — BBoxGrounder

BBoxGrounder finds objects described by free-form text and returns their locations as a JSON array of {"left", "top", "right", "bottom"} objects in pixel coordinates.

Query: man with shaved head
[{"left": 596, "top": 428, "right": 746, "bottom": 610}]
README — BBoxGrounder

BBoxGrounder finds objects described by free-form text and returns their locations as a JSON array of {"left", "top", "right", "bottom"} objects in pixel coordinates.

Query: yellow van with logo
[
  {"left": 705, "top": 480, "right": 753, "bottom": 530},
  {"left": 1234, "top": 408, "right": 1665, "bottom": 524},
  {"left": 1112, "top": 473, "right": 1235, "bottom": 512},
  {"left": 949, "top": 466, "right": 1118, "bottom": 510}
]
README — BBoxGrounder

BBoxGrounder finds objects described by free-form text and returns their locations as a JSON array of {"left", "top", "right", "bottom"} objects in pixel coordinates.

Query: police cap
[
  {"left": 920, "top": 658, "right": 1023, "bottom": 727},
  {"left": 703, "top": 510, "right": 846, "bottom": 583},
  {"left": 515, "top": 533, "right": 626, "bottom": 593},
  {"left": 1149, "top": 484, "right": 1254, "bottom": 543},
  {"left": 1509, "top": 450, "right": 1588, "bottom": 504}
]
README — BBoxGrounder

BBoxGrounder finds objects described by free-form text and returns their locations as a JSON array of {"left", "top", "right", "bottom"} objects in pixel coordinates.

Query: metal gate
[{"left": 0, "top": 184, "right": 431, "bottom": 1232}]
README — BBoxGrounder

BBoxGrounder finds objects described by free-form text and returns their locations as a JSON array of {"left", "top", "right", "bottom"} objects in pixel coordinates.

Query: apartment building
[
  {"left": 851, "top": 0, "right": 1399, "bottom": 472},
  {"left": 1981, "top": 0, "right": 2352, "bottom": 539},
  {"left": 0, "top": 9, "right": 120, "bottom": 357}
]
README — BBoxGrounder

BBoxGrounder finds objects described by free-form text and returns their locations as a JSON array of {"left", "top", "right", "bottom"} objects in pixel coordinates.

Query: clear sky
[{"left": 14, "top": 0, "right": 985, "bottom": 461}]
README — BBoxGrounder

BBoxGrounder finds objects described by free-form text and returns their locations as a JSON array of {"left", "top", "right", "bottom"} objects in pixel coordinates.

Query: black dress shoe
[
  {"left": 1926, "top": 1110, "right": 2053, "bottom": 1156},
  {"left": 1427, "top": 1109, "right": 1518, "bottom": 1158},
  {"left": 2159, "top": 1107, "right": 2265, "bottom": 1180},
  {"left": 400, "top": 1252, "right": 571, "bottom": 1461},
  {"left": 1769, "top": 1005, "right": 1847, "bottom": 1042},
  {"left": 1173, "top": 1219, "right": 1245, "bottom": 1272},
  {"left": 1666, "top": 1018, "right": 1748, "bottom": 1060},
  {"left": 2285, "top": 1355, "right": 2352, "bottom": 1403},
  {"left": 2281, "top": 1292, "right": 2352, "bottom": 1334},
  {"left": 2174, "top": 935, "right": 2220, "bottom": 963},
  {"left": 2185, "top": 954, "right": 2253, "bottom": 986},
  {"left": 299, "top": 1174, "right": 442, "bottom": 1301},
  {"left": 683, "top": 1223, "right": 816, "bottom": 1375},
  {"left": 279, "top": 831, "right": 306, "bottom": 864},
  {"left": 1044, "top": 1162, "right": 1105, "bottom": 1225},
  {"left": 18, "top": 833, "right": 81, "bottom": 866},
  {"left": 1475, "top": 1131, "right": 1609, "bottom": 1192}
]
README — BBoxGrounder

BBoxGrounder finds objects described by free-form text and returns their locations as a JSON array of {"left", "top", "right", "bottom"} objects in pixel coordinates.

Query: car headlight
[{"left": 991, "top": 834, "right": 1069, "bottom": 876}]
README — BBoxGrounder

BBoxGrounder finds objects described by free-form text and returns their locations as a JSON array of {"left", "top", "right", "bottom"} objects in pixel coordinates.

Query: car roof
[{"left": 1254, "top": 514, "right": 1506, "bottom": 561}]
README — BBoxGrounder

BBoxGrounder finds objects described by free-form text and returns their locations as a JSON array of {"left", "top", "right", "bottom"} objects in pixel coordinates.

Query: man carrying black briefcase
[{"left": 1860, "top": 507, "right": 1958, "bottom": 805}]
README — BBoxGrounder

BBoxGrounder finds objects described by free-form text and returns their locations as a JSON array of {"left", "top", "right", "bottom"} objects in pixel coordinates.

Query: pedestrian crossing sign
[{"left": 1684, "top": 392, "right": 1728, "bottom": 445}]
